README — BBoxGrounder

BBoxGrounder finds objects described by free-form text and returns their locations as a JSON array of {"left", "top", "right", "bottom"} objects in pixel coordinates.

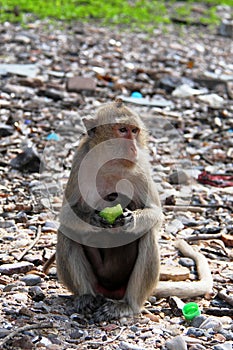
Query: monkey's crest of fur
[{"left": 82, "top": 100, "right": 148, "bottom": 148}]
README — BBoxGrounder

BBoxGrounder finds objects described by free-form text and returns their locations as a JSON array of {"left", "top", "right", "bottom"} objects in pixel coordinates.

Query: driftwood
[{"left": 155, "top": 239, "right": 213, "bottom": 298}]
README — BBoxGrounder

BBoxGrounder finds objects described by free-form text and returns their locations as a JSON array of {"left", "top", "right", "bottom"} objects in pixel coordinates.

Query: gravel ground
[{"left": 0, "top": 12, "right": 233, "bottom": 350}]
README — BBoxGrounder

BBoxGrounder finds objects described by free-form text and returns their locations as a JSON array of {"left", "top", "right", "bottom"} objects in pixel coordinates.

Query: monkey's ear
[{"left": 82, "top": 117, "right": 96, "bottom": 137}]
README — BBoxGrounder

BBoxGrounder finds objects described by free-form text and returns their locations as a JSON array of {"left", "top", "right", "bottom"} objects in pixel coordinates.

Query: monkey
[
  {"left": 45, "top": 100, "right": 213, "bottom": 321},
  {"left": 56, "top": 99, "right": 164, "bottom": 322}
]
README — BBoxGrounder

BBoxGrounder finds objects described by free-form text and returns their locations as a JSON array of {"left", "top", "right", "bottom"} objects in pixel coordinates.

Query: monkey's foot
[
  {"left": 75, "top": 294, "right": 106, "bottom": 315},
  {"left": 92, "top": 300, "right": 133, "bottom": 322}
]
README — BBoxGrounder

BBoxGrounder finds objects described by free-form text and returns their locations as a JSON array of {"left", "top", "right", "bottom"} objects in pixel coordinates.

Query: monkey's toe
[
  {"left": 75, "top": 294, "right": 106, "bottom": 315},
  {"left": 92, "top": 300, "right": 133, "bottom": 322}
]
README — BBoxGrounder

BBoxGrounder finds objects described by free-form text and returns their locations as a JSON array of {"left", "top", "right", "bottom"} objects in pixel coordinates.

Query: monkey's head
[
  {"left": 82, "top": 100, "right": 148, "bottom": 166},
  {"left": 82, "top": 100, "right": 148, "bottom": 165}
]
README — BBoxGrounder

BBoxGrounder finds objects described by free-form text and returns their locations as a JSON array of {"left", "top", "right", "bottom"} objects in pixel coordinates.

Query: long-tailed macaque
[{"left": 56, "top": 99, "right": 163, "bottom": 321}]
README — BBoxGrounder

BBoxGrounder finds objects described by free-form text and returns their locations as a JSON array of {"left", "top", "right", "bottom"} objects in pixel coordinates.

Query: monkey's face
[
  {"left": 92, "top": 123, "right": 140, "bottom": 166},
  {"left": 113, "top": 124, "right": 139, "bottom": 164}
]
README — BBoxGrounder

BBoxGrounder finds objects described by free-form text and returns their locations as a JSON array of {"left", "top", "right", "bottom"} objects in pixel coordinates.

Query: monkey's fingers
[
  {"left": 113, "top": 211, "right": 134, "bottom": 229},
  {"left": 90, "top": 213, "right": 112, "bottom": 228},
  {"left": 92, "top": 300, "right": 133, "bottom": 322}
]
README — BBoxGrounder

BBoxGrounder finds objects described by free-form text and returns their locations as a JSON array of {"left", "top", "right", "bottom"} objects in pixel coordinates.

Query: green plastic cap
[{"left": 182, "top": 302, "right": 201, "bottom": 321}]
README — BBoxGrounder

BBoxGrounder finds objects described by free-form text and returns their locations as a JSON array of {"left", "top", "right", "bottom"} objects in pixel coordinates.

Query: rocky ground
[{"left": 0, "top": 9, "right": 233, "bottom": 350}]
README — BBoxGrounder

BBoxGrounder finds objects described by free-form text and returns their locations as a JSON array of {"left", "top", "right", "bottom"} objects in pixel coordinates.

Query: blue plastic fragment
[
  {"left": 46, "top": 132, "right": 60, "bottom": 141},
  {"left": 131, "top": 91, "right": 143, "bottom": 98}
]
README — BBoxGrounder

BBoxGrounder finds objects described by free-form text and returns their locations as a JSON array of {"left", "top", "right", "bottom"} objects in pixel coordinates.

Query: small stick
[
  {"left": 87, "top": 326, "right": 126, "bottom": 345},
  {"left": 17, "top": 225, "right": 42, "bottom": 261},
  {"left": 164, "top": 204, "right": 232, "bottom": 212},
  {"left": 185, "top": 233, "right": 222, "bottom": 242},
  {"left": 43, "top": 252, "right": 56, "bottom": 274},
  {"left": 0, "top": 322, "right": 54, "bottom": 347}
]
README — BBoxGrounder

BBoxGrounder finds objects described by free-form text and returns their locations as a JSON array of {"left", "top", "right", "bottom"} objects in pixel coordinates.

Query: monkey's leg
[
  {"left": 92, "top": 232, "right": 160, "bottom": 322},
  {"left": 125, "top": 230, "right": 160, "bottom": 312},
  {"left": 56, "top": 231, "right": 96, "bottom": 295}
]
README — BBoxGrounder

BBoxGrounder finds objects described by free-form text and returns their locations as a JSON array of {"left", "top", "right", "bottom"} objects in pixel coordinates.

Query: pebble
[
  {"left": 70, "top": 329, "right": 84, "bottom": 339},
  {"left": 0, "top": 220, "right": 15, "bottom": 229},
  {"left": 159, "top": 76, "right": 195, "bottom": 93},
  {"left": 3, "top": 283, "right": 21, "bottom": 292},
  {"left": 0, "top": 328, "right": 11, "bottom": 338},
  {"left": 219, "top": 329, "right": 233, "bottom": 341},
  {"left": 199, "top": 317, "right": 223, "bottom": 332},
  {"left": 166, "top": 335, "right": 188, "bottom": 350},
  {"left": 14, "top": 34, "right": 31, "bottom": 44},
  {"left": 21, "top": 274, "right": 42, "bottom": 286},
  {"left": 191, "top": 315, "right": 207, "bottom": 328},
  {"left": 0, "top": 63, "right": 39, "bottom": 77},
  {"left": 168, "top": 296, "right": 185, "bottom": 316},
  {"left": 172, "top": 84, "right": 207, "bottom": 98},
  {"left": 66, "top": 76, "right": 96, "bottom": 92},
  {"left": 165, "top": 219, "right": 184, "bottom": 234},
  {"left": 186, "top": 327, "right": 206, "bottom": 338},
  {"left": 213, "top": 344, "right": 233, "bottom": 350},
  {"left": 12, "top": 292, "right": 28, "bottom": 303},
  {"left": 28, "top": 286, "right": 45, "bottom": 301},
  {"left": 130, "top": 325, "right": 139, "bottom": 333},
  {"left": 10, "top": 147, "right": 43, "bottom": 173},
  {"left": 179, "top": 257, "right": 195, "bottom": 268},
  {"left": 0, "top": 123, "right": 14, "bottom": 136},
  {"left": 189, "top": 346, "right": 207, "bottom": 350},
  {"left": 168, "top": 170, "right": 191, "bottom": 185},
  {"left": 0, "top": 261, "right": 33, "bottom": 275},
  {"left": 197, "top": 93, "right": 225, "bottom": 108},
  {"left": 119, "top": 341, "right": 146, "bottom": 350},
  {"left": 218, "top": 19, "right": 233, "bottom": 37}
]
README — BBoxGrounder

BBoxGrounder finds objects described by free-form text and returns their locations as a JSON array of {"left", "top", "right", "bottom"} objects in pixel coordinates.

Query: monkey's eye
[
  {"left": 132, "top": 127, "right": 139, "bottom": 134},
  {"left": 118, "top": 127, "right": 128, "bottom": 134}
]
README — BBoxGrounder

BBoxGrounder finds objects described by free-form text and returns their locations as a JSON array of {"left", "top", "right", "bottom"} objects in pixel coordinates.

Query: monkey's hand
[
  {"left": 90, "top": 210, "right": 134, "bottom": 230},
  {"left": 113, "top": 210, "right": 134, "bottom": 230},
  {"left": 90, "top": 211, "right": 112, "bottom": 228}
]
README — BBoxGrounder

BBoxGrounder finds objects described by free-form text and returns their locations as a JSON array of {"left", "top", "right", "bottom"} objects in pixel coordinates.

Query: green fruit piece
[{"left": 99, "top": 204, "right": 123, "bottom": 224}]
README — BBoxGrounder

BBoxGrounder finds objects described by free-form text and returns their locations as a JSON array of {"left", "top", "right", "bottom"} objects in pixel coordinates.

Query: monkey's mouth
[{"left": 104, "top": 193, "right": 137, "bottom": 211}]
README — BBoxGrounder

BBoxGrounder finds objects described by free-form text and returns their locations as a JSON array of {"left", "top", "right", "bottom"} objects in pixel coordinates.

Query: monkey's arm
[
  {"left": 128, "top": 205, "right": 163, "bottom": 236},
  {"left": 59, "top": 202, "right": 133, "bottom": 247}
]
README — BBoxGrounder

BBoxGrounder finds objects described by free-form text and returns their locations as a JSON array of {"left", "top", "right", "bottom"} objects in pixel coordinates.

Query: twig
[
  {"left": 87, "top": 326, "right": 126, "bottom": 345},
  {"left": 185, "top": 233, "right": 222, "bottom": 242},
  {"left": 0, "top": 322, "right": 54, "bottom": 347},
  {"left": 164, "top": 204, "right": 233, "bottom": 212},
  {"left": 43, "top": 252, "right": 56, "bottom": 274},
  {"left": 155, "top": 239, "right": 213, "bottom": 298},
  {"left": 17, "top": 225, "right": 42, "bottom": 261}
]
